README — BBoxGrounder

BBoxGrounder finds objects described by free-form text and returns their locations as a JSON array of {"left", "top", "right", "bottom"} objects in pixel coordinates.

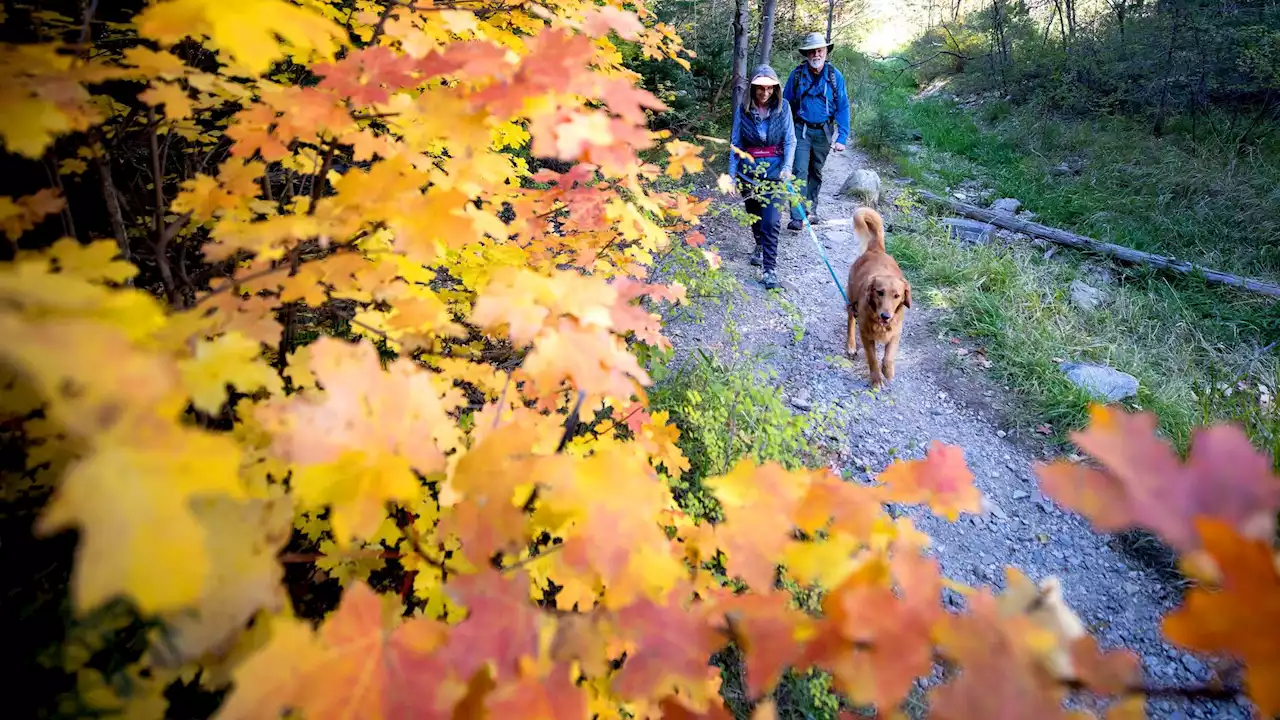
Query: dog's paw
[
  {"left": 868, "top": 372, "right": 883, "bottom": 388},
  {"left": 883, "top": 366, "right": 895, "bottom": 381},
  {"left": 846, "top": 346, "right": 858, "bottom": 359}
]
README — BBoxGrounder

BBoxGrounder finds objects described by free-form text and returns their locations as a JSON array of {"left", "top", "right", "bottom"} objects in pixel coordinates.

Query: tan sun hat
[
  {"left": 797, "top": 31, "right": 834, "bottom": 54},
  {"left": 749, "top": 64, "right": 781, "bottom": 86}
]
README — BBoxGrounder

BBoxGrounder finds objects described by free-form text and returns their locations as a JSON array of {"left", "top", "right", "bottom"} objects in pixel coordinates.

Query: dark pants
[
  {"left": 745, "top": 189, "right": 784, "bottom": 272},
  {"left": 790, "top": 123, "right": 832, "bottom": 222}
]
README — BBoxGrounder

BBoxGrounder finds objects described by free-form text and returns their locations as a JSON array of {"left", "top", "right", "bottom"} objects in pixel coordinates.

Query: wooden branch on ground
[{"left": 913, "top": 190, "right": 1280, "bottom": 299}]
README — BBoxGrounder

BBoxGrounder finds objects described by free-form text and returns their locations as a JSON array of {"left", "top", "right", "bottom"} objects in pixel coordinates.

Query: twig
[
  {"left": 555, "top": 390, "right": 589, "bottom": 453},
  {"left": 191, "top": 240, "right": 360, "bottom": 308},
  {"left": 148, "top": 108, "right": 178, "bottom": 304},
  {"left": 280, "top": 549, "right": 403, "bottom": 564},
  {"left": 91, "top": 134, "right": 132, "bottom": 275},
  {"left": 76, "top": 0, "right": 100, "bottom": 52},
  {"left": 330, "top": 305, "right": 389, "bottom": 339},
  {"left": 308, "top": 140, "right": 337, "bottom": 216},
  {"left": 500, "top": 542, "right": 564, "bottom": 573},
  {"left": 492, "top": 371, "right": 512, "bottom": 429},
  {"left": 42, "top": 152, "right": 77, "bottom": 239}
]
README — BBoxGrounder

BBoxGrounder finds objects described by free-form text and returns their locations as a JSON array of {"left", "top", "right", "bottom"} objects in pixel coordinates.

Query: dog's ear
[{"left": 902, "top": 281, "right": 912, "bottom": 308}]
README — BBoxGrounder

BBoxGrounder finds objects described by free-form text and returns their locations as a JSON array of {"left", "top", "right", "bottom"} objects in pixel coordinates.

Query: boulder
[
  {"left": 1059, "top": 362, "right": 1138, "bottom": 401},
  {"left": 839, "top": 169, "right": 881, "bottom": 206},
  {"left": 990, "top": 197, "right": 1022, "bottom": 214},
  {"left": 940, "top": 217, "right": 994, "bottom": 245},
  {"left": 1069, "top": 280, "right": 1108, "bottom": 310}
]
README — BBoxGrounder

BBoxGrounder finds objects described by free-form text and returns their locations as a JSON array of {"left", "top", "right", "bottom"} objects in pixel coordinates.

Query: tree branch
[{"left": 148, "top": 108, "right": 178, "bottom": 304}]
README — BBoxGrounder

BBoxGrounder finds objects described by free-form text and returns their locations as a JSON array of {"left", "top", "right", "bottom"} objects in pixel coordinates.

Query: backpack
[{"left": 791, "top": 64, "right": 839, "bottom": 123}]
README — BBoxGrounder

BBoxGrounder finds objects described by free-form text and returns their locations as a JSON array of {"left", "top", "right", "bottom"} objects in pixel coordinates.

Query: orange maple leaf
[
  {"left": 1162, "top": 518, "right": 1280, "bottom": 716},
  {"left": 611, "top": 592, "right": 726, "bottom": 703},
  {"left": 255, "top": 336, "right": 464, "bottom": 473},
  {"left": 930, "top": 590, "right": 1074, "bottom": 720},
  {"left": 214, "top": 582, "right": 460, "bottom": 720},
  {"left": 874, "top": 441, "right": 981, "bottom": 521},
  {"left": 705, "top": 459, "right": 808, "bottom": 590},
  {"left": 1036, "top": 404, "right": 1280, "bottom": 553},
  {"left": 804, "top": 550, "right": 943, "bottom": 710},
  {"left": 484, "top": 662, "right": 588, "bottom": 719},
  {"left": 440, "top": 570, "right": 544, "bottom": 682},
  {"left": 716, "top": 590, "right": 816, "bottom": 697},
  {"left": 438, "top": 423, "right": 546, "bottom": 564},
  {"left": 664, "top": 139, "right": 705, "bottom": 179}
]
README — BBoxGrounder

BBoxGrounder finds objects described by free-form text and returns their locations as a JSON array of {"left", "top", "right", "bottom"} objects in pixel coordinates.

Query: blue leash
[{"left": 786, "top": 180, "right": 849, "bottom": 305}]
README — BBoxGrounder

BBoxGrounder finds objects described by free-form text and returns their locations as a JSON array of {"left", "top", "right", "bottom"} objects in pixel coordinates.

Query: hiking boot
[
  {"left": 787, "top": 219, "right": 803, "bottom": 232},
  {"left": 762, "top": 269, "right": 782, "bottom": 291},
  {"left": 750, "top": 244, "right": 762, "bottom": 266}
]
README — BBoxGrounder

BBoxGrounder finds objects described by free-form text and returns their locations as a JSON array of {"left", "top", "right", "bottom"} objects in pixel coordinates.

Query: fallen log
[{"left": 912, "top": 190, "right": 1280, "bottom": 299}]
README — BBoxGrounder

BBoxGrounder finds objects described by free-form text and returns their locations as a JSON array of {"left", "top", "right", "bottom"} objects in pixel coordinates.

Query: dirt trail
[{"left": 664, "top": 147, "right": 1248, "bottom": 719}]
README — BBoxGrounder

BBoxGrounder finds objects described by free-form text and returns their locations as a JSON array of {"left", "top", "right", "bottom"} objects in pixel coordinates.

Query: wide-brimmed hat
[
  {"left": 749, "top": 64, "right": 780, "bottom": 86},
  {"left": 797, "top": 31, "right": 834, "bottom": 54}
]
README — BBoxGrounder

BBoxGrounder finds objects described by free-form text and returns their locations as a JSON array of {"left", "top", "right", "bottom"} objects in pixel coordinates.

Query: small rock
[
  {"left": 940, "top": 217, "right": 994, "bottom": 245},
  {"left": 984, "top": 497, "right": 1009, "bottom": 521},
  {"left": 1069, "top": 279, "right": 1108, "bottom": 310},
  {"left": 1012, "top": 490, "right": 1030, "bottom": 500},
  {"left": 905, "top": 143, "right": 923, "bottom": 156},
  {"left": 1050, "top": 159, "right": 1083, "bottom": 176},
  {"left": 1060, "top": 361, "right": 1139, "bottom": 401},
  {"left": 1181, "top": 654, "right": 1206, "bottom": 677},
  {"left": 996, "top": 429, "right": 1007, "bottom": 438},
  {"left": 823, "top": 228, "right": 851, "bottom": 244},
  {"left": 839, "top": 169, "right": 882, "bottom": 206},
  {"left": 989, "top": 197, "right": 1022, "bottom": 214},
  {"left": 1123, "top": 581, "right": 1141, "bottom": 594},
  {"left": 792, "top": 390, "right": 813, "bottom": 410}
]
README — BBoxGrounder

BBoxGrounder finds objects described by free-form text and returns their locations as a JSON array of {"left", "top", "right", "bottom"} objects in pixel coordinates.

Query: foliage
[
  {"left": 898, "top": 0, "right": 1280, "bottom": 146},
  {"left": 854, "top": 65, "right": 1278, "bottom": 462},
  {"left": 5, "top": 3, "right": 1280, "bottom": 720},
  {"left": 648, "top": 339, "right": 822, "bottom": 523}
]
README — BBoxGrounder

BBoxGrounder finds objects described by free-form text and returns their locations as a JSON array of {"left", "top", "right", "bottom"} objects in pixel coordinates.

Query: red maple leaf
[{"left": 1036, "top": 405, "right": 1280, "bottom": 553}]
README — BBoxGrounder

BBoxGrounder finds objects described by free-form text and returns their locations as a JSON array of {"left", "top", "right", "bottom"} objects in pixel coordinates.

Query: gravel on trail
[{"left": 661, "top": 147, "right": 1249, "bottom": 719}]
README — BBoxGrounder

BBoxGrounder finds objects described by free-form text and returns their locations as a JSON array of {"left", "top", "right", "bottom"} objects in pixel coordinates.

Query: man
[{"left": 782, "top": 31, "right": 851, "bottom": 231}]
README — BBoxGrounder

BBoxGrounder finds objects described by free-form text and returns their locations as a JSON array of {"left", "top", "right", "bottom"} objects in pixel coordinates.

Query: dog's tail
[{"left": 853, "top": 207, "right": 885, "bottom": 254}]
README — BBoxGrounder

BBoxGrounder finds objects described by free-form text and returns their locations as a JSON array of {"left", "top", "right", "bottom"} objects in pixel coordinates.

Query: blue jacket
[
  {"left": 728, "top": 100, "right": 797, "bottom": 185},
  {"left": 782, "top": 63, "right": 851, "bottom": 145}
]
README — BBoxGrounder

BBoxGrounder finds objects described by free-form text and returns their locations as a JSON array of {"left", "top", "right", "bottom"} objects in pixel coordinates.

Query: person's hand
[
  {"left": 832, "top": 142, "right": 847, "bottom": 152},
  {"left": 779, "top": 169, "right": 792, "bottom": 182}
]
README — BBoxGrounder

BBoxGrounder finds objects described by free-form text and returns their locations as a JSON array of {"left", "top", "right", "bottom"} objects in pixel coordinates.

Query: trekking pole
[{"left": 786, "top": 180, "right": 849, "bottom": 305}]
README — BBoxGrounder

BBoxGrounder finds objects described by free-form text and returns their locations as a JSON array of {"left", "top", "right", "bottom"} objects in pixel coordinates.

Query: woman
[{"left": 728, "top": 64, "right": 797, "bottom": 291}]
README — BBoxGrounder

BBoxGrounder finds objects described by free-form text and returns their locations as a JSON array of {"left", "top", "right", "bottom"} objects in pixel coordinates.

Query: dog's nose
[{"left": 879, "top": 311, "right": 892, "bottom": 321}]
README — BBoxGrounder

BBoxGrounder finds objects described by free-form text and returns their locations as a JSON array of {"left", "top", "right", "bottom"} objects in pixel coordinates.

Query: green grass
[
  {"left": 856, "top": 63, "right": 1279, "bottom": 462},
  {"left": 887, "top": 216, "right": 1279, "bottom": 456}
]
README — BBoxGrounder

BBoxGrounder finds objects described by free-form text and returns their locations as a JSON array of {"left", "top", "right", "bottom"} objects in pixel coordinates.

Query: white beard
[{"left": 808, "top": 57, "right": 825, "bottom": 71}]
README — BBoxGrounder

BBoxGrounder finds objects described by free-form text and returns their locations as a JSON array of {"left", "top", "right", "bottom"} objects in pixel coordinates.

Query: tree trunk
[
  {"left": 1152, "top": 10, "right": 1179, "bottom": 137},
  {"left": 757, "top": 0, "right": 778, "bottom": 66},
  {"left": 826, "top": 0, "right": 836, "bottom": 42},
  {"left": 913, "top": 191, "right": 1280, "bottom": 298},
  {"left": 731, "top": 0, "right": 750, "bottom": 116}
]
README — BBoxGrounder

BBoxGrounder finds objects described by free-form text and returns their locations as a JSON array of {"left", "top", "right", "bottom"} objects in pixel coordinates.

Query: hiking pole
[{"left": 786, "top": 180, "right": 849, "bottom": 305}]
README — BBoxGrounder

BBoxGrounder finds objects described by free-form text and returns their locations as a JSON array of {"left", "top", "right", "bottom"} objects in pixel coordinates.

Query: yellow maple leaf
[
  {"left": 782, "top": 534, "right": 864, "bottom": 588},
  {"left": 139, "top": 80, "right": 195, "bottom": 120},
  {"left": 35, "top": 426, "right": 248, "bottom": 614},
  {"left": 136, "top": 0, "right": 347, "bottom": 77},
  {"left": 152, "top": 494, "right": 293, "bottom": 668},
  {"left": 179, "top": 332, "right": 283, "bottom": 414},
  {"left": 291, "top": 449, "right": 423, "bottom": 544}
]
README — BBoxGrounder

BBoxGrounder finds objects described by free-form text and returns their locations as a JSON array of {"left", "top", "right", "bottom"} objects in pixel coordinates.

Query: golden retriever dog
[{"left": 846, "top": 207, "right": 911, "bottom": 388}]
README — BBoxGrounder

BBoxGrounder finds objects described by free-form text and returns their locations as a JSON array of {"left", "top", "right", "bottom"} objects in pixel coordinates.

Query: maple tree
[{"left": 3, "top": 1, "right": 1280, "bottom": 719}]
